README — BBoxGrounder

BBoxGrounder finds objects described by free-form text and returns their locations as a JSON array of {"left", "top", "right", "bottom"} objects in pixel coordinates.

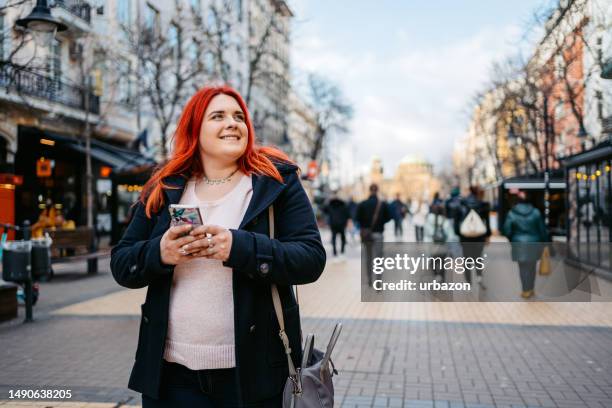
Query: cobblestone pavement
[{"left": 0, "top": 223, "right": 611, "bottom": 407}]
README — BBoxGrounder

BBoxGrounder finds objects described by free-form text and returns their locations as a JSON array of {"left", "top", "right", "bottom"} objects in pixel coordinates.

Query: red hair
[{"left": 140, "top": 85, "right": 293, "bottom": 218}]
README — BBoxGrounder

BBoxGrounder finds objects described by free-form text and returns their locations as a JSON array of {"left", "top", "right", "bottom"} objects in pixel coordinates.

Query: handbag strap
[
  {"left": 268, "top": 206, "right": 300, "bottom": 389},
  {"left": 370, "top": 199, "right": 382, "bottom": 229},
  {"left": 320, "top": 322, "right": 342, "bottom": 378}
]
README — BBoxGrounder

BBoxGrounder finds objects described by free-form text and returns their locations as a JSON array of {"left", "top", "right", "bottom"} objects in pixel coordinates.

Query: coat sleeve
[
  {"left": 223, "top": 171, "right": 326, "bottom": 285},
  {"left": 110, "top": 202, "right": 174, "bottom": 289}
]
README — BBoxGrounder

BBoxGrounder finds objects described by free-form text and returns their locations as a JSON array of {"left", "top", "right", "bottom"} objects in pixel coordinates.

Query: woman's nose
[{"left": 225, "top": 117, "right": 238, "bottom": 128}]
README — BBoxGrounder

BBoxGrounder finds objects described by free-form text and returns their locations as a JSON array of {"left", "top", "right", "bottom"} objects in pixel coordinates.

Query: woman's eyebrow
[{"left": 207, "top": 110, "right": 225, "bottom": 117}]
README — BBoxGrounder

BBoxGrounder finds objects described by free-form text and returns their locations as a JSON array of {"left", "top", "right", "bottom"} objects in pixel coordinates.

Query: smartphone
[{"left": 169, "top": 204, "right": 203, "bottom": 227}]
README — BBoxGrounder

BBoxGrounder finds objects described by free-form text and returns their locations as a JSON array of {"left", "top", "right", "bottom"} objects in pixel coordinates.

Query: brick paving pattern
[{"left": 0, "top": 224, "right": 611, "bottom": 407}]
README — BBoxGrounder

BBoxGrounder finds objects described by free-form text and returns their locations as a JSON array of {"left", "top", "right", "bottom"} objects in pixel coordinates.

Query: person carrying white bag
[{"left": 457, "top": 186, "right": 491, "bottom": 287}]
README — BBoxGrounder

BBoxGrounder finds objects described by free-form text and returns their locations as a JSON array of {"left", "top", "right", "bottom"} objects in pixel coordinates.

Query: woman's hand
[
  {"left": 160, "top": 224, "right": 198, "bottom": 265},
  {"left": 181, "top": 225, "right": 233, "bottom": 262}
]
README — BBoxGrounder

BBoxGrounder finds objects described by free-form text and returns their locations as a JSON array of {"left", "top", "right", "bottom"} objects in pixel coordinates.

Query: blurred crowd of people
[{"left": 322, "top": 183, "right": 549, "bottom": 299}]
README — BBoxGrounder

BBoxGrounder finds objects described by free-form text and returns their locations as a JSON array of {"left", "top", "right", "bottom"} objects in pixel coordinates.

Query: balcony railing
[
  {"left": 54, "top": 0, "right": 92, "bottom": 23},
  {"left": 0, "top": 64, "right": 99, "bottom": 115}
]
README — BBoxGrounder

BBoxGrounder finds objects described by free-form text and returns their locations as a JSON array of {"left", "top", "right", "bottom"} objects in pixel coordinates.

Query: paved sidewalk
[{"left": 0, "top": 226, "right": 611, "bottom": 407}]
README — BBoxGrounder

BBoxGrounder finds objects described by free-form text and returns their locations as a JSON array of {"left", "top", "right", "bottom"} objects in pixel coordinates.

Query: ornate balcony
[
  {"left": 52, "top": 0, "right": 92, "bottom": 34},
  {"left": 0, "top": 63, "right": 99, "bottom": 115}
]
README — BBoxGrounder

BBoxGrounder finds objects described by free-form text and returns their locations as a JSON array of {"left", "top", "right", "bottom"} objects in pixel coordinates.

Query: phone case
[{"left": 169, "top": 205, "right": 203, "bottom": 227}]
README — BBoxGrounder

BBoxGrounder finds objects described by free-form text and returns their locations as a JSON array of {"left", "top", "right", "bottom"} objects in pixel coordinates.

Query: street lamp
[{"left": 15, "top": 0, "right": 67, "bottom": 48}]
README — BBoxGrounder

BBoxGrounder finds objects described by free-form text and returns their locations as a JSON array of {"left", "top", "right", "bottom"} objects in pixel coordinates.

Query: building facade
[{"left": 247, "top": 0, "right": 292, "bottom": 148}]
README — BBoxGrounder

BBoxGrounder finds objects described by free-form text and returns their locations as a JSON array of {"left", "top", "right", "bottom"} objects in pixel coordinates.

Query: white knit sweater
[{"left": 163, "top": 174, "right": 253, "bottom": 370}]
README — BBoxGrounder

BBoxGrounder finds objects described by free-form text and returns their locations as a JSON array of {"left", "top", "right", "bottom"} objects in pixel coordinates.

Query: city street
[{"left": 1, "top": 224, "right": 612, "bottom": 408}]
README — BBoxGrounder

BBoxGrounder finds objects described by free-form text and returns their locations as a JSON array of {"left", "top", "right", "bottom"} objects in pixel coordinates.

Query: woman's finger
[
  {"left": 181, "top": 235, "right": 215, "bottom": 253},
  {"left": 190, "top": 224, "right": 225, "bottom": 237}
]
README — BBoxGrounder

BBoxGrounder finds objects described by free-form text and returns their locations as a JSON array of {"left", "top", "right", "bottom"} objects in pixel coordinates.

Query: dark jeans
[
  {"left": 142, "top": 361, "right": 282, "bottom": 408},
  {"left": 518, "top": 261, "right": 537, "bottom": 292},
  {"left": 362, "top": 232, "right": 383, "bottom": 285},
  {"left": 461, "top": 241, "right": 486, "bottom": 284},
  {"left": 331, "top": 226, "right": 346, "bottom": 256},
  {"left": 415, "top": 226, "right": 424, "bottom": 242},
  {"left": 393, "top": 218, "right": 403, "bottom": 237}
]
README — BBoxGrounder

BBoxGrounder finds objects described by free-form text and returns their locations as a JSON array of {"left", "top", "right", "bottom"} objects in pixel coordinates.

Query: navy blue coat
[{"left": 110, "top": 162, "right": 325, "bottom": 403}]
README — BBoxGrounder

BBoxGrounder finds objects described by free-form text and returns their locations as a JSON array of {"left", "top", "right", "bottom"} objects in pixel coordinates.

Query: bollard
[{"left": 22, "top": 220, "right": 33, "bottom": 323}]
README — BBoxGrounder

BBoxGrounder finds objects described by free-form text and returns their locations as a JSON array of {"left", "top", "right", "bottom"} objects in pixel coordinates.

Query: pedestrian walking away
[
  {"left": 356, "top": 184, "right": 392, "bottom": 286},
  {"left": 502, "top": 190, "right": 548, "bottom": 299},
  {"left": 456, "top": 186, "right": 491, "bottom": 287},
  {"left": 346, "top": 197, "right": 359, "bottom": 244},
  {"left": 324, "top": 191, "right": 350, "bottom": 260},
  {"left": 110, "top": 85, "right": 326, "bottom": 407},
  {"left": 390, "top": 193, "right": 408, "bottom": 239},
  {"left": 423, "top": 204, "right": 458, "bottom": 282},
  {"left": 413, "top": 201, "right": 428, "bottom": 243}
]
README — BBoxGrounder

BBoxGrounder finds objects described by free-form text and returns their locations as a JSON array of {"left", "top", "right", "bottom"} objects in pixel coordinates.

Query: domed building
[{"left": 367, "top": 155, "right": 440, "bottom": 203}]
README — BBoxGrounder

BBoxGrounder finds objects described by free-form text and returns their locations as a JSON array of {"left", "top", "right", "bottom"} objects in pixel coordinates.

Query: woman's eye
[
  {"left": 213, "top": 114, "right": 223, "bottom": 120},
  {"left": 234, "top": 115, "right": 245, "bottom": 122}
]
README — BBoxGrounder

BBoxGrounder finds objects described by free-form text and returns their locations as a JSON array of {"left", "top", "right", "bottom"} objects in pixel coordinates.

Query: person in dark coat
[
  {"left": 110, "top": 86, "right": 325, "bottom": 407},
  {"left": 356, "top": 184, "right": 392, "bottom": 285},
  {"left": 324, "top": 191, "right": 350, "bottom": 258},
  {"left": 389, "top": 193, "right": 407, "bottom": 238},
  {"left": 346, "top": 196, "right": 359, "bottom": 244},
  {"left": 457, "top": 186, "right": 491, "bottom": 286},
  {"left": 502, "top": 190, "right": 548, "bottom": 299}
]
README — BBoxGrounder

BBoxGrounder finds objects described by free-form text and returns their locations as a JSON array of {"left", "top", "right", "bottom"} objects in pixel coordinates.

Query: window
[
  {"left": 554, "top": 54, "right": 564, "bottom": 80},
  {"left": 554, "top": 100, "right": 565, "bottom": 120},
  {"left": 0, "top": 14, "right": 4, "bottom": 60},
  {"left": 207, "top": 7, "right": 217, "bottom": 29},
  {"left": 188, "top": 38, "right": 199, "bottom": 64},
  {"left": 236, "top": 0, "right": 243, "bottom": 22},
  {"left": 596, "top": 91, "right": 603, "bottom": 121},
  {"left": 168, "top": 23, "right": 180, "bottom": 59},
  {"left": 144, "top": 3, "right": 160, "bottom": 31},
  {"left": 116, "top": 0, "right": 131, "bottom": 26},
  {"left": 46, "top": 39, "right": 61, "bottom": 82},
  {"left": 117, "top": 58, "right": 132, "bottom": 104},
  {"left": 189, "top": 0, "right": 201, "bottom": 13},
  {"left": 204, "top": 51, "right": 215, "bottom": 73}
]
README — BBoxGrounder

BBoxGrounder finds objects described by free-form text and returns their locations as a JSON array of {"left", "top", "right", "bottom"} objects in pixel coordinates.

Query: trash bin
[
  {"left": 2, "top": 240, "right": 32, "bottom": 282},
  {"left": 31, "top": 237, "right": 51, "bottom": 280}
]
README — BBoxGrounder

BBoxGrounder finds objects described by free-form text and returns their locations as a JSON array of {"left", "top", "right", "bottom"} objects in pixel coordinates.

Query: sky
[{"left": 290, "top": 0, "right": 549, "bottom": 183}]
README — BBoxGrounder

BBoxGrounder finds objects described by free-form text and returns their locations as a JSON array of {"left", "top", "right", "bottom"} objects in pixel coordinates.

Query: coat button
[
  {"left": 259, "top": 262, "right": 269, "bottom": 275},
  {"left": 143, "top": 316, "right": 149, "bottom": 324},
  {"left": 249, "top": 325, "right": 256, "bottom": 333},
  {"left": 130, "top": 264, "right": 138, "bottom": 273}
]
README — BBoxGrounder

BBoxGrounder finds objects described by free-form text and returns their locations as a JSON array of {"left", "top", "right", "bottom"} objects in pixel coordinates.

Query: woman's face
[{"left": 199, "top": 94, "right": 248, "bottom": 164}]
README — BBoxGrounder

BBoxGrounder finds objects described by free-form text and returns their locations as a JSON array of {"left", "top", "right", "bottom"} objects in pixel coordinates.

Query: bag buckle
[{"left": 290, "top": 375, "right": 302, "bottom": 395}]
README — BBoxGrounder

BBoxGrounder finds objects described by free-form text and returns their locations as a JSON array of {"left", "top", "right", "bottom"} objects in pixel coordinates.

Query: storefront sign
[
  {"left": 0, "top": 174, "right": 23, "bottom": 186},
  {"left": 36, "top": 158, "right": 52, "bottom": 178}
]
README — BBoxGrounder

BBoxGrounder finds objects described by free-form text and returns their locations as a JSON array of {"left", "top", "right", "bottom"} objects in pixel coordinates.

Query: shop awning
[
  {"left": 41, "top": 131, "right": 157, "bottom": 174},
  {"left": 560, "top": 140, "right": 612, "bottom": 168}
]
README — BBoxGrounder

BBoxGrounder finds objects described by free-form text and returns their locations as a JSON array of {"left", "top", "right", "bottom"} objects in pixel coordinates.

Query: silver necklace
[{"left": 203, "top": 168, "right": 239, "bottom": 185}]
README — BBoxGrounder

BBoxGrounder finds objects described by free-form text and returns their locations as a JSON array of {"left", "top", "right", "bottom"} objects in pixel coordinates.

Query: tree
[
  {"left": 306, "top": 74, "right": 353, "bottom": 162},
  {"left": 123, "top": 2, "right": 205, "bottom": 160}
]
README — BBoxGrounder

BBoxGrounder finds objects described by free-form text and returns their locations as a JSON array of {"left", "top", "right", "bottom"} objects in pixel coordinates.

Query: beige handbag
[{"left": 539, "top": 246, "right": 551, "bottom": 275}]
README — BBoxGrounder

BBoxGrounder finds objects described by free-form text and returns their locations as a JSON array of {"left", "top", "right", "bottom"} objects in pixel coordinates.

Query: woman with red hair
[{"left": 111, "top": 86, "right": 325, "bottom": 407}]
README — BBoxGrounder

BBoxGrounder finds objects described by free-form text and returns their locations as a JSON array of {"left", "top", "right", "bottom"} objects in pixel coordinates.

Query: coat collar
[{"left": 162, "top": 172, "right": 287, "bottom": 229}]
